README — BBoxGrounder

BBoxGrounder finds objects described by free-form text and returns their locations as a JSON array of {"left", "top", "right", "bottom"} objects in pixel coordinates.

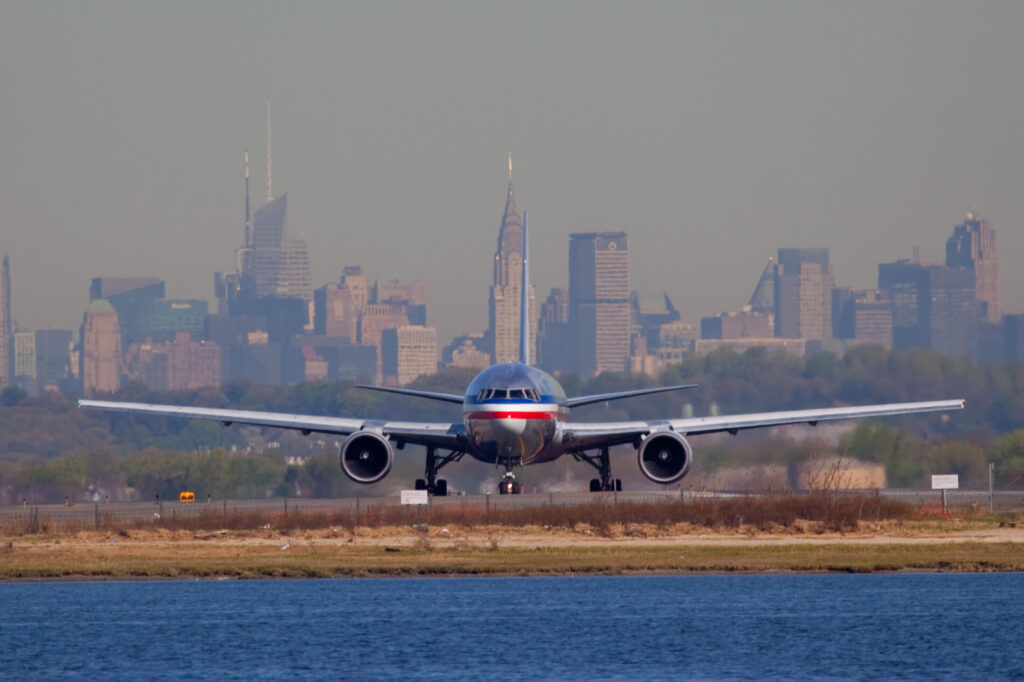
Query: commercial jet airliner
[{"left": 79, "top": 214, "right": 964, "bottom": 495}]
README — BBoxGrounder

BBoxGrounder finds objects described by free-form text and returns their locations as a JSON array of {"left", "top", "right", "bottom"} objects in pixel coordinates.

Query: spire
[
  {"left": 244, "top": 149, "right": 251, "bottom": 249},
  {"left": 748, "top": 256, "right": 775, "bottom": 315},
  {"left": 265, "top": 100, "right": 272, "bottom": 203},
  {"left": 501, "top": 153, "right": 520, "bottom": 242}
]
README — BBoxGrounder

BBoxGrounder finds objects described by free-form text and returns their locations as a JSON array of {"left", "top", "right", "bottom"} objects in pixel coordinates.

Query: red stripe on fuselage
[{"left": 465, "top": 411, "right": 560, "bottom": 420}]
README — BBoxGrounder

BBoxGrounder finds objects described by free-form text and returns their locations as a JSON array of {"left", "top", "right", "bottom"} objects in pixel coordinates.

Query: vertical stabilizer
[{"left": 519, "top": 211, "right": 530, "bottom": 365}]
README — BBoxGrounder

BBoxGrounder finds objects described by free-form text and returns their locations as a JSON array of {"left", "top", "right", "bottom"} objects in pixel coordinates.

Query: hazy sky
[{"left": 2, "top": 2, "right": 1022, "bottom": 344}]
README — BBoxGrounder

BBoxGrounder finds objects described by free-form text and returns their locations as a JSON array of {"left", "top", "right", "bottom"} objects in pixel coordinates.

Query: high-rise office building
[
  {"left": 314, "top": 267, "right": 368, "bottom": 341},
  {"left": 276, "top": 231, "right": 313, "bottom": 301},
  {"left": 80, "top": 299, "right": 122, "bottom": 395},
  {"left": 487, "top": 159, "right": 535, "bottom": 364},
  {"left": 0, "top": 255, "right": 10, "bottom": 387},
  {"left": 124, "top": 332, "right": 220, "bottom": 391},
  {"left": 701, "top": 311, "right": 774, "bottom": 340},
  {"left": 537, "top": 287, "right": 570, "bottom": 373},
  {"left": 89, "top": 277, "right": 165, "bottom": 348},
  {"left": 946, "top": 212, "right": 1000, "bottom": 323},
  {"left": 878, "top": 260, "right": 980, "bottom": 357},
  {"left": 569, "top": 232, "right": 630, "bottom": 376},
  {"left": 773, "top": 248, "right": 834, "bottom": 340},
  {"left": 34, "top": 329, "right": 72, "bottom": 389},
  {"left": 382, "top": 325, "right": 437, "bottom": 387},
  {"left": 13, "top": 331, "right": 35, "bottom": 392},
  {"left": 444, "top": 333, "right": 490, "bottom": 370},
  {"left": 374, "top": 278, "right": 426, "bottom": 326},
  {"left": 143, "top": 299, "right": 208, "bottom": 342},
  {"left": 832, "top": 288, "right": 893, "bottom": 349}
]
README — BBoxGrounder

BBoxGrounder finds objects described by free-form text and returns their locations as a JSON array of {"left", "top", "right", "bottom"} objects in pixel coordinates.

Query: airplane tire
[
  {"left": 415, "top": 479, "right": 427, "bottom": 491},
  {"left": 435, "top": 479, "right": 448, "bottom": 497},
  {"left": 615, "top": 479, "right": 622, "bottom": 492},
  {"left": 589, "top": 479, "right": 601, "bottom": 493}
]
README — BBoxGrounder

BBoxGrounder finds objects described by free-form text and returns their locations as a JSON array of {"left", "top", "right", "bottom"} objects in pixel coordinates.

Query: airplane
[{"left": 79, "top": 212, "right": 964, "bottom": 496}]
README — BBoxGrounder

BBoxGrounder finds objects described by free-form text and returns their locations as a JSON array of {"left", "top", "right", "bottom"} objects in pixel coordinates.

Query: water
[{"left": 2, "top": 574, "right": 1022, "bottom": 680}]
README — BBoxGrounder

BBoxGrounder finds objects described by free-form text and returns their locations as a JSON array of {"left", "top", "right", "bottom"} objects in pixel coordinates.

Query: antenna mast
[
  {"left": 244, "top": 149, "right": 251, "bottom": 248},
  {"left": 519, "top": 210, "right": 530, "bottom": 365},
  {"left": 265, "top": 100, "right": 272, "bottom": 203}
]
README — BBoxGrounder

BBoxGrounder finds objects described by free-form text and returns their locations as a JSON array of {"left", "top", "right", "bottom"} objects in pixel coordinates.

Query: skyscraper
[
  {"left": 537, "top": 287, "right": 570, "bottom": 373},
  {"left": 747, "top": 256, "right": 776, "bottom": 315},
  {"left": 219, "top": 109, "right": 313, "bottom": 317},
  {"left": 0, "top": 255, "right": 10, "bottom": 387},
  {"left": 80, "top": 299, "right": 122, "bottom": 395},
  {"left": 569, "top": 232, "right": 630, "bottom": 376},
  {"left": 34, "top": 329, "right": 73, "bottom": 390},
  {"left": 89, "top": 277, "right": 165, "bottom": 349},
  {"left": 487, "top": 157, "right": 535, "bottom": 364},
  {"left": 381, "top": 325, "right": 437, "bottom": 387},
  {"left": 946, "top": 212, "right": 1000, "bottom": 323},
  {"left": 878, "top": 259, "right": 980, "bottom": 357},
  {"left": 773, "top": 248, "right": 834, "bottom": 340}
]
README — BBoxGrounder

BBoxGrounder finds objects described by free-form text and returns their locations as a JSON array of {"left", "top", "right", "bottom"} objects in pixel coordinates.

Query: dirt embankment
[{"left": 2, "top": 519, "right": 1023, "bottom": 581}]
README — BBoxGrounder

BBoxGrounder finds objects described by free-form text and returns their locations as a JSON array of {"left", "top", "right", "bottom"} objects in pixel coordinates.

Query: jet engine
[
  {"left": 339, "top": 431, "right": 394, "bottom": 484},
  {"left": 637, "top": 432, "right": 692, "bottom": 484}
]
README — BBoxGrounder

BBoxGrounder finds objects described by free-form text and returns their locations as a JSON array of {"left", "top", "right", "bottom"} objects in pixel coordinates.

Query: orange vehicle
[{"left": 179, "top": 491, "right": 195, "bottom": 503}]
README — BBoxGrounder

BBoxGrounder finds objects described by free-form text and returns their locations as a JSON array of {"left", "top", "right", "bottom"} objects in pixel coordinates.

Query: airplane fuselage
[{"left": 462, "top": 363, "right": 568, "bottom": 467}]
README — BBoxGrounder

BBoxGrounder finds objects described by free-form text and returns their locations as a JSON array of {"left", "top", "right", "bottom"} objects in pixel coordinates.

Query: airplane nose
[{"left": 491, "top": 415, "right": 527, "bottom": 436}]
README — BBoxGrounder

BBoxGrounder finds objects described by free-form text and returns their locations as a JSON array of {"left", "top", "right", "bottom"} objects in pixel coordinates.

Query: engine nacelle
[
  {"left": 637, "top": 431, "right": 692, "bottom": 484},
  {"left": 339, "top": 431, "right": 394, "bottom": 484}
]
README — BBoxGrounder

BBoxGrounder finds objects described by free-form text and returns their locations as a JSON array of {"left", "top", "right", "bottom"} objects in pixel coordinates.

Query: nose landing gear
[{"left": 498, "top": 472, "right": 521, "bottom": 495}]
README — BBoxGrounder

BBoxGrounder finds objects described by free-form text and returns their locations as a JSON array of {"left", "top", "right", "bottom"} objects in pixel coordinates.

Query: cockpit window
[{"left": 476, "top": 387, "right": 542, "bottom": 401}]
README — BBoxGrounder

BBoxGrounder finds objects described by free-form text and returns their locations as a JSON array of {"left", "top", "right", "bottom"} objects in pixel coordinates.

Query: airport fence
[{"left": 1, "top": 488, "right": 1022, "bottom": 533}]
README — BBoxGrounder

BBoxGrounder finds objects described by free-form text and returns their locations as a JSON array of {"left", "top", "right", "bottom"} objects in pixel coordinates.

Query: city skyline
[{"left": 3, "top": 3, "right": 1024, "bottom": 346}]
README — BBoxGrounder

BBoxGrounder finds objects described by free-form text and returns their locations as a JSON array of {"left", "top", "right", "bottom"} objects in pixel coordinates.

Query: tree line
[{"left": 1, "top": 346, "right": 1022, "bottom": 502}]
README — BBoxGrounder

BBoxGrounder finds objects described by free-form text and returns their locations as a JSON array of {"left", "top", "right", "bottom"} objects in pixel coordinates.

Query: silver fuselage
[{"left": 462, "top": 363, "right": 569, "bottom": 467}]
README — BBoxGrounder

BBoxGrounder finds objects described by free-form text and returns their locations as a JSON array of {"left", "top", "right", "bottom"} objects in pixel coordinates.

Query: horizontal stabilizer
[
  {"left": 566, "top": 384, "right": 698, "bottom": 409},
  {"left": 355, "top": 385, "right": 465, "bottom": 404}
]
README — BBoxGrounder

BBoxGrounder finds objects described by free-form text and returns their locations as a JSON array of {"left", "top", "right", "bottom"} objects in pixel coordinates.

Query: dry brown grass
[{"left": 0, "top": 493, "right": 923, "bottom": 538}]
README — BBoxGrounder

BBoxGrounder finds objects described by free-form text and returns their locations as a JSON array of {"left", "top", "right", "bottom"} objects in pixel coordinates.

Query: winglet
[{"left": 519, "top": 210, "right": 530, "bottom": 365}]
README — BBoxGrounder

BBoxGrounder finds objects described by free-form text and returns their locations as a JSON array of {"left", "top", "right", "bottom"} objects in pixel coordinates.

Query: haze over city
[{"left": 3, "top": 2, "right": 1023, "bottom": 345}]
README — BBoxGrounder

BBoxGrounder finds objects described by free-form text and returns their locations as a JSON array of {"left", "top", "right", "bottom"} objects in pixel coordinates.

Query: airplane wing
[
  {"left": 354, "top": 385, "right": 465, "bottom": 404},
  {"left": 565, "top": 384, "right": 698, "bottom": 408},
  {"left": 560, "top": 399, "right": 965, "bottom": 451},
  {"left": 77, "top": 400, "right": 466, "bottom": 450}
]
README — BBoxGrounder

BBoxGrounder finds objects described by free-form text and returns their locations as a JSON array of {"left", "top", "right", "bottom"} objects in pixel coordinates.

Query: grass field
[{"left": 2, "top": 516, "right": 1022, "bottom": 580}]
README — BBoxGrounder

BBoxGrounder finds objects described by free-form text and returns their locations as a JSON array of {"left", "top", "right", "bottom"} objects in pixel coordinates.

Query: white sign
[
  {"left": 931, "top": 474, "right": 960, "bottom": 490},
  {"left": 400, "top": 490, "right": 429, "bottom": 505}
]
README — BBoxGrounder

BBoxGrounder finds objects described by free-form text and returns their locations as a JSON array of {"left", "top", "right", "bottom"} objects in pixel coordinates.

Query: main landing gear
[
  {"left": 414, "top": 446, "right": 463, "bottom": 497},
  {"left": 572, "top": 447, "right": 622, "bottom": 492}
]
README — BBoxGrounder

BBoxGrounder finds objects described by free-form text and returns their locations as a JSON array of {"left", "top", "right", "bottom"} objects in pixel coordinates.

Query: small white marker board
[
  {"left": 931, "top": 474, "right": 959, "bottom": 490},
  {"left": 400, "top": 490, "right": 429, "bottom": 505}
]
